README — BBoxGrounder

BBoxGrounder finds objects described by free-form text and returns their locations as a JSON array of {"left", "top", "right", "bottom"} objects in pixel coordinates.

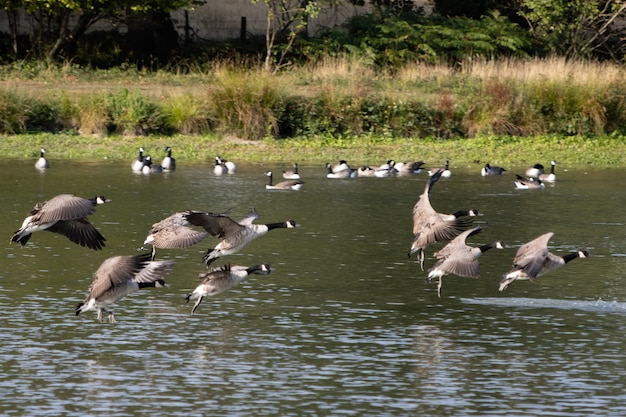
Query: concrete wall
[{"left": 0, "top": 1, "right": 430, "bottom": 41}]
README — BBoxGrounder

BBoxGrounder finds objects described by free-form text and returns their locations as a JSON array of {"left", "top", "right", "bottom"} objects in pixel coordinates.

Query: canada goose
[
  {"left": 282, "top": 163, "right": 301, "bottom": 180},
  {"left": 162, "top": 146, "right": 176, "bottom": 171},
  {"left": 213, "top": 156, "right": 228, "bottom": 175},
  {"left": 332, "top": 160, "right": 351, "bottom": 173},
  {"left": 75, "top": 253, "right": 174, "bottom": 323},
  {"left": 481, "top": 163, "right": 506, "bottom": 176},
  {"left": 428, "top": 160, "right": 451, "bottom": 177},
  {"left": 142, "top": 211, "right": 210, "bottom": 260},
  {"left": 525, "top": 163, "right": 545, "bottom": 178},
  {"left": 357, "top": 166, "right": 377, "bottom": 177},
  {"left": 409, "top": 169, "right": 479, "bottom": 270},
  {"left": 325, "top": 163, "right": 356, "bottom": 179},
  {"left": 11, "top": 194, "right": 110, "bottom": 250},
  {"left": 35, "top": 148, "right": 49, "bottom": 169},
  {"left": 217, "top": 155, "right": 237, "bottom": 173},
  {"left": 514, "top": 174, "right": 545, "bottom": 189},
  {"left": 141, "top": 156, "right": 163, "bottom": 174},
  {"left": 185, "top": 209, "right": 297, "bottom": 266},
  {"left": 393, "top": 161, "right": 425, "bottom": 175},
  {"left": 131, "top": 147, "right": 145, "bottom": 172},
  {"left": 185, "top": 263, "right": 272, "bottom": 314},
  {"left": 427, "top": 225, "right": 506, "bottom": 297},
  {"left": 265, "top": 171, "right": 304, "bottom": 190},
  {"left": 357, "top": 163, "right": 391, "bottom": 178},
  {"left": 539, "top": 160, "right": 557, "bottom": 182},
  {"left": 499, "top": 232, "right": 589, "bottom": 291}
]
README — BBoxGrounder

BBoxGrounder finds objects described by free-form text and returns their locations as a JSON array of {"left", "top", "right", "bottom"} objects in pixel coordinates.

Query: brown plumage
[
  {"left": 76, "top": 253, "right": 175, "bottom": 323},
  {"left": 427, "top": 225, "right": 506, "bottom": 297},
  {"left": 11, "top": 194, "right": 110, "bottom": 250},
  {"left": 408, "top": 169, "right": 479, "bottom": 270}
]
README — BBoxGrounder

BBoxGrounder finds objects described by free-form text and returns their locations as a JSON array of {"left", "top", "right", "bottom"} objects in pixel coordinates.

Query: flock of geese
[
  {"left": 20, "top": 147, "right": 297, "bottom": 322},
  {"left": 17, "top": 147, "right": 588, "bottom": 321}
]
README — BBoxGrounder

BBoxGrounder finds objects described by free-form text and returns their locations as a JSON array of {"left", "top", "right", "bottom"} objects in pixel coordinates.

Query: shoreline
[{"left": 2, "top": 133, "right": 625, "bottom": 167}]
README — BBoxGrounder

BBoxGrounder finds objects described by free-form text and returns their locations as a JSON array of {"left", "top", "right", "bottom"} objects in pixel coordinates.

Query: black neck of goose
[
  {"left": 266, "top": 221, "right": 289, "bottom": 230},
  {"left": 267, "top": 174, "right": 273, "bottom": 186},
  {"left": 451, "top": 210, "right": 472, "bottom": 218},
  {"left": 138, "top": 279, "right": 165, "bottom": 289},
  {"left": 550, "top": 164, "right": 555, "bottom": 174},
  {"left": 562, "top": 252, "right": 579, "bottom": 263},
  {"left": 479, "top": 243, "right": 496, "bottom": 253}
]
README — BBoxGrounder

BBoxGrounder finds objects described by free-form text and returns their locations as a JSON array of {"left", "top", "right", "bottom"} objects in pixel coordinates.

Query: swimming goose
[
  {"left": 162, "top": 146, "right": 176, "bottom": 171},
  {"left": 185, "top": 209, "right": 297, "bottom": 266},
  {"left": 142, "top": 211, "right": 210, "bottom": 260},
  {"left": 331, "top": 160, "right": 351, "bottom": 173},
  {"left": 514, "top": 174, "right": 545, "bottom": 189},
  {"left": 75, "top": 253, "right": 175, "bottom": 323},
  {"left": 131, "top": 147, "right": 145, "bottom": 172},
  {"left": 265, "top": 171, "right": 304, "bottom": 190},
  {"left": 481, "top": 163, "right": 506, "bottom": 176},
  {"left": 185, "top": 263, "right": 272, "bottom": 314},
  {"left": 217, "top": 155, "right": 237, "bottom": 173},
  {"left": 141, "top": 156, "right": 163, "bottom": 174},
  {"left": 282, "top": 163, "right": 301, "bottom": 180},
  {"left": 525, "top": 163, "right": 545, "bottom": 178},
  {"left": 213, "top": 156, "right": 228, "bottom": 175},
  {"left": 427, "top": 225, "right": 506, "bottom": 297},
  {"left": 409, "top": 169, "right": 479, "bottom": 270},
  {"left": 11, "top": 194, "right": 110, "bottom": 250},
  {"left": 499, "top": 232, "right": 589, "bottom": 291},
  {"left": 428, "top": 160, "right": 451, "bottom": 178},
  {"left": 393, "top": 161, "right": 425, "bottom": 175},
  {"left": 325, "top": 163, "right": 356, "bottom": 179},
  {"left": 357, "top": 164, "right": 391, "bottom": 178},
  {"left": 539, "top": 160, "right": 557, "bottom": 182},
  {"left": 35, "top": 148, "right": 49, "bottom": 169}
]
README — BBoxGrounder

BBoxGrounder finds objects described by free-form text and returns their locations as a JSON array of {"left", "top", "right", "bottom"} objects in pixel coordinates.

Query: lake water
[{"left": 1, "top": 158, "right": 625, "bottom": 416}]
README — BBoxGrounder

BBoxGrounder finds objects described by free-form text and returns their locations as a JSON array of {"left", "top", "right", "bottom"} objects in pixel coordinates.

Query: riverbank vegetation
[
  {"left": 2, "top": 2, "right": 626, "bottom": 166},
  {"left": 1, "top": 57, "right": 625, "bottom": 142}
]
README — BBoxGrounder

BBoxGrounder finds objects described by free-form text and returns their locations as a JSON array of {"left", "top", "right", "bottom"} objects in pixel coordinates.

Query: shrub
[
  {"left": 207, "top": 70, "right": 285, "bottom": 140},
  {"left": 161, "top": 94, "right": 210, "bottom": 135},
  {"left": 105, "top": 89, "right": 163, "bottom": 136}
]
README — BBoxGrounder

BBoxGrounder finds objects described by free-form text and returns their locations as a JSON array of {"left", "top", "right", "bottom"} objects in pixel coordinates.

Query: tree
[
  {"left": 517, "top": 0, "right": 626, "bottom": 60},
  {"left": 1, "top": 0, "right": 201, "bottom": 63},
  {"left": 252, "top": 0, "right": 338, "bottom": 73}
]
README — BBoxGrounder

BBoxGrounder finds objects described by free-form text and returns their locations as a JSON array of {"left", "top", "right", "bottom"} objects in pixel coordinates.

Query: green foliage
[
  {"left": 161, "top": 94, "right": 210, "bottom": 135},
  {"left": 105, "top": 89, "right": 163, "bottom": 135},
  {"left": 207, "top": 70, "right": 285, "bottom": 140},
  {"left": 0, "top": 90, "right": 26, "bottom": 134},
  {"left": 315, "top": 11, "right": 531, "bottom": 67},
  {"left": 520, "top": 0, "right": 626, "bottom": 60}
]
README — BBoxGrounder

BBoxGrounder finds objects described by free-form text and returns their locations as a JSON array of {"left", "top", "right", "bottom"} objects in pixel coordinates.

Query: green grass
[{"left": 2, "top": 133, "right": 625, "bottom": 167}]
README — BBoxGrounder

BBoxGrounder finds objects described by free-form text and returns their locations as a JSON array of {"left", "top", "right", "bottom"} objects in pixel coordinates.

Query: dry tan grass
[{"left": 461, "top": 56, "right": 624, "bottom": 86}]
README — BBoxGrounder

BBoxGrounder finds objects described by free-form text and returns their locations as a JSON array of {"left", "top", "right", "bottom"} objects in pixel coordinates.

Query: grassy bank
[
  {"left": 3, "top": 132, "right": 626, "bottom": 168},
  {"left": 1, "top": 57, "right": 626, "bottom": 141}
]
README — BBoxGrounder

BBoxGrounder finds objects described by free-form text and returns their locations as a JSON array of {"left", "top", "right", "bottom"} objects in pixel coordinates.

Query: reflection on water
[{"left": 1, "top": 159, "right": 625, "bottom": 416}]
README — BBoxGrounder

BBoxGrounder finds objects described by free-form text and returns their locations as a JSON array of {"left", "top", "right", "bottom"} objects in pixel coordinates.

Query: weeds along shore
[{"left": 1, "top": 56, "right": 626, "bottom": 167}]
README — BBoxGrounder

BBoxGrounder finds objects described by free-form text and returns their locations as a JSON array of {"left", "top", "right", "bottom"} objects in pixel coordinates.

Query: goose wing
[
  {"left": 433, "top": 226, "right": 483, "bottom": 260},
  {"left": 433, "top": 249, "right": 482, "bottom": 278},
  {"left": 150, "top": 226, "right": 209, "bottom": 249},
  {"left": 412, "top": 170, "right": 444, "bottom": 234},
  {"left": 36, "top": 194, "right": 96, "bottom": 223},
  {"left": 185, "top": 211, "right": 245, "bottom": 238},
  {"left": 511, "top": 232, "right": 554, "bottom": 278},
  {"left": 86, "top": 254, "right": 149, "bottom": 300},
  {"left": 150, "top": 211, "right": 191, "bottom": 231},
  {"left": 46, "top": 218, "right": 106, "bottom": 250},
  {"left": 538, "top": 252, "right": 567, "bottom": 276},
  {"left": 238, "top": 208, "right": 260, "bottom": 226}
]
